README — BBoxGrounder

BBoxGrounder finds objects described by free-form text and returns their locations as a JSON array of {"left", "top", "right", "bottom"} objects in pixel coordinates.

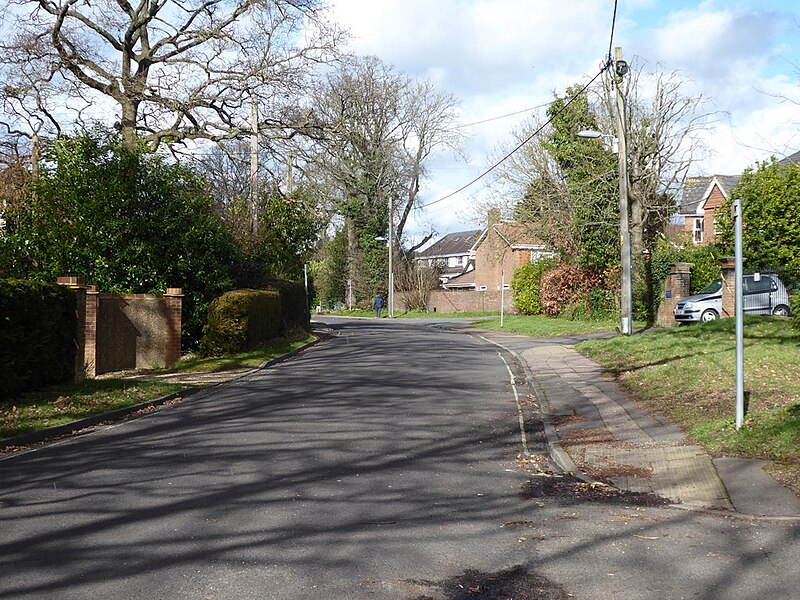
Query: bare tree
[
  {"left": 600, "top": 61, "right": 715, "bottom": 259},
  {"left": 0, "top": 0, "right": 345, "bottom": 150},
  {"left": 303, "top": 55, "right": 463, "bottom": 300}
]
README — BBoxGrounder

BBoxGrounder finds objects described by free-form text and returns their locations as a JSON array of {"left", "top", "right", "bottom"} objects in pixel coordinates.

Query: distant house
[
  {"left": 414, "top": 229, "right": 482, "bottom": 286},
  {"left": 670, "top": 175, "right": 740, "bottom": 245},
  {"left": 473, "top": 222, "right": 553, "bottom": 291}
]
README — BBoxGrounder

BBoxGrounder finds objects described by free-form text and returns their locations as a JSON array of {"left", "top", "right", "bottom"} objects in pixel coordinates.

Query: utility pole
[
  {"left": 614, "top": 46, "right": 633, "bottom": 335},
  {"left": 250, "top": 96, "right": 259, "bottom": 235}
]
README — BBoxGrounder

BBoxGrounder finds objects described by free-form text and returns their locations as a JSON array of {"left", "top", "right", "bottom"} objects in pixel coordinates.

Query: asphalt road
[{"left": 1, "top": 317, "right": 799, "bottom": 599}]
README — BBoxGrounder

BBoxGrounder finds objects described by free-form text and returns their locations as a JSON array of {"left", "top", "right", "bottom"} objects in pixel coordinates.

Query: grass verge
[
  {"left": 577, "top": 317, "right": 800, "bottom": 496},
  {"left": 475, "top": 315, "right": 624, "bottom": 337},
  {"left": 322, "top": 309, "right": 497, "bottom": 319},
  {"left": 1, "top": 331, "right": 318, "bottom": 441},
  {"left": 0, "top": 379, "right": 186, "bottom": 439}
]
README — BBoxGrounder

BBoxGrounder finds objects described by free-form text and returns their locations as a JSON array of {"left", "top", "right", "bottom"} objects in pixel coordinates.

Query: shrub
[
  {"left": 263, "top": 279, "right": 310, "bottom": 331},
  {"left": 792, "top": 292, "right": 800, "bottom": 332},
  {"left": 511, "top": 257, "right": 559, "bottom": 315},
  {"left": 200, "top": 289, "right": 281, "bottom": 357},
  {"left": 0, "top": 128, "right": 237, "bottom": 348},
  {"left": 539, "top": 264, "right": 604, "bottom": 317},
  {"left": 0, "top": 279, "right": 77, "bottom": 400}
]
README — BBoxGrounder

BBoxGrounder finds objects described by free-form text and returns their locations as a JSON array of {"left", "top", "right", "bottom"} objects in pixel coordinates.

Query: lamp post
[{"left": 577, "top": 48, "right": 632, "bottom": 335}]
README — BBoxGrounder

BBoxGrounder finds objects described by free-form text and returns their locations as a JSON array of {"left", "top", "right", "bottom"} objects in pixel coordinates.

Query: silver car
[{"left": 674, "top": 273, "right": 792, "bottom": 323}]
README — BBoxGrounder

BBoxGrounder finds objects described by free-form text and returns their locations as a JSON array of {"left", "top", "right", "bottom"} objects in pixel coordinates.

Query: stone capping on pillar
[{"left": 720, "top": 256, "right": 736, "bottom": 318}]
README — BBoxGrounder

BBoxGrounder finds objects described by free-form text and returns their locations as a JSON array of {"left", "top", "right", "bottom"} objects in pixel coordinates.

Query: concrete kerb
[
  {"left": 0, "top": 334, "right": 327, "bottom": 457},
  {"left": 471, "top": 331, "right": 597, "bottom": 486}
]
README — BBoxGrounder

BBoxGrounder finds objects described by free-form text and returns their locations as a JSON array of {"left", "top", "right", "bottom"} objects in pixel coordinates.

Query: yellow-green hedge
[{"left": 199, "top": 289, "right": 281, "bottom": 356}]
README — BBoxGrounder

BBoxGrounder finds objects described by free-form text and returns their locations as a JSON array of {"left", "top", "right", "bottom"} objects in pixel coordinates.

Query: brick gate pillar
[
  {"left": 164, "top": 288, "right": 183, "bottom": 366},
  {"left": 657, "top": 262, "right": 693, "bottom": 327},
  {"left": 720, "top": 257, "right": 736, "bottom": 318}
]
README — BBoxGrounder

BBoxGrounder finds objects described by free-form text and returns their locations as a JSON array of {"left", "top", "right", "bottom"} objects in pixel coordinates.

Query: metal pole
[
  {"left": 348, "top": 279, "right": 352, "bottom": 310},
  {"left": 734, "top": 199, "right": 745, "bottom": 429},
  {"left": 500, "top": 270, "right": 505, "bottom": 328},
  {"left": 615, "top": 47, "right": 632, "bottom": 335},
  {"left": 388, "top": 197, "right": 395, "bottom": 318}
]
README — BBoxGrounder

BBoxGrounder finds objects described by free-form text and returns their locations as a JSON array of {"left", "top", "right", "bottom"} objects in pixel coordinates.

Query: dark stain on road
[
  {"left": 407, "top": 565, "right": 570, "bottom": 599},
  {"left": 521, "top": 474, "right": 670, "bottom": 506}
]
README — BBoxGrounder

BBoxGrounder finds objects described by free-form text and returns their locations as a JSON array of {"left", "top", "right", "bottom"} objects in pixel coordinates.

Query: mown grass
[
  {"left": 165, "top": 332, "right": 316, "bottom": 373},
  {"left": 0, "top": 331, "right": 317, "bottom": 441},
  {"left": 322, "top": 308, "right": 497, "bottom": 319},
  {"left": 578, "top": 317, "right": 800, "bottom": 494},
  {"left": 0, "top": 379, "right": 186, "bottom": 439},
  {"left": 475, "top": 314, "right": 625, "bottom": 337}
]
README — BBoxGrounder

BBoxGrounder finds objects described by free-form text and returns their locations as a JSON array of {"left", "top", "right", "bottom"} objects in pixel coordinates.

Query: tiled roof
[
  {"left": 680, "top": 175, "right": 741, "bottom": 214},
  {"left": 489, "top": 222, "right": 547, "bottom": 248},
  {"left": 778, "top": 150, "right": 800, "bottom": 167},
  {"left": 443, "top": 269, "right": 476, "bottom": 288},
  {"left": 416, "top": 229, "right": 483, "bottom": 258}
]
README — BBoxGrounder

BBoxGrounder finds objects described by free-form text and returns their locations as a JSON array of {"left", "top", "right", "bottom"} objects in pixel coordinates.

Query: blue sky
[{"left": 328, "top": 0, "right": 800, "bottom": 244}]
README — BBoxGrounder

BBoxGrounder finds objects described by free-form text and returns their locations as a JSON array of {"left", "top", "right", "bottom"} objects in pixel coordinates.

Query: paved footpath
[{"left": 475, "top": 329, "right": 800, "bottom": 519}]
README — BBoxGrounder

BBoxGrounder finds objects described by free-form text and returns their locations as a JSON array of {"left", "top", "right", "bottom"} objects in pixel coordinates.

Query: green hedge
[
  {"left": 200, "top": 289, "right": 282, "bottom": 356},
  {"left": 263, "top": 279, "right": 310, "bottom": 331},
  {"left": 511, "top": 258, "right": 559, "bottom": 315},
  {"left": 0, "top": 279, "right": 77, "bottom": 400}
]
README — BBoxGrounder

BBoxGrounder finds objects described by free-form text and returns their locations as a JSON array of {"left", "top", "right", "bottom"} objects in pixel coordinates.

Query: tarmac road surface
[{"left": 1, "top": 317, "right": 798, "bottom": 599}]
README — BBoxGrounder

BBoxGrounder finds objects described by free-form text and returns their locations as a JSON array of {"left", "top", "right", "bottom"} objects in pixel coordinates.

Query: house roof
[
  {"left": 416, "top": 229, "right": 483, "bottom": 258},
  {"left": 476, "top": 222, "right": 547, "bottom": 249},
  {"left": 680, "top": 175, "right": 741, "bottom": 214},
  {"left": 442, "top": 269, "right": 476, "bottom": 289},
  {"left": 778, "top": 150, "right": 800, "bottom": 167}
]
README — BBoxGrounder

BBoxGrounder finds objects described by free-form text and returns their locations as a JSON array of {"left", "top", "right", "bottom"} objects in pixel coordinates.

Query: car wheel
[
  {"left": 773, "top": 305, "right": 790, "bottom": 317},
  {"left": 701, "top": 309, "right": 719, "bottom": 322}
]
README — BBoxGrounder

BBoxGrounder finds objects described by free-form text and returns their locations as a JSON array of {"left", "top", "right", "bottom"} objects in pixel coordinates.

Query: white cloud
[{"left": 327, "top": 0, "right": 800, "bottom": 240}]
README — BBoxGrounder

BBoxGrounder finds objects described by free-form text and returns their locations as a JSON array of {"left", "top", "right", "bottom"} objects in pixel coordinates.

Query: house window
[
  {"left": 694, "top": 218, "right": 703, "bottom": 243},
  {"left": 478, "top": 285, "right": 487, "bottom": 291},
  {"left": 502, "top": 284, "right": 510, "bottom": 290},
  {"left": 456, "top": 255, "right": 463, "bottom": 265}
]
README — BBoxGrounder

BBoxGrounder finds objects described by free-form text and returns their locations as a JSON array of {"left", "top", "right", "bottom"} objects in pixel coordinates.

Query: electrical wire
[
  {"left": 608, "top": 0, "right": 619, "bottom": 63},
  {"left": 413, "top": 0, "right": 621, "bottom": 213},
  {"left": 414, "top": 62, "right": 611, "bottom": 211}
]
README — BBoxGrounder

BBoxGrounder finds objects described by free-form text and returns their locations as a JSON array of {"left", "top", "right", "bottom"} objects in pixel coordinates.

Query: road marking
[{"left": 497, "top": 351, "right": 530, "bottom": 457}]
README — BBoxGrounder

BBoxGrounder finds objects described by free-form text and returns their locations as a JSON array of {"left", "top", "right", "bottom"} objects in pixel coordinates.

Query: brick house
[
  {"left": 669, "top": 175, "right": 740, "bottom": 245},
  {"left": 414, "top": 229, "right": 482, "bottom": 286},
  {"left": 473, "top": 222, "right": 553, "bottom": 291}
]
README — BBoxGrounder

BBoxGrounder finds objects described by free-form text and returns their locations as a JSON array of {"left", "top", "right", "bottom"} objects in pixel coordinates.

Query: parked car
[{"left": 673, "top": 273, "right": 792, "bottom": 323}]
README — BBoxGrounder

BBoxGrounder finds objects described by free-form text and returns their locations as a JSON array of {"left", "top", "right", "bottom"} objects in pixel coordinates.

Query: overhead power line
[{"left": 415, "top": 62, "right": 611, "bottom": 211}]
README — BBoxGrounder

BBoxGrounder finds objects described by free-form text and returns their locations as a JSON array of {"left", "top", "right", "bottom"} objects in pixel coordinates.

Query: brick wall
[
  {"left": 422, "top": 289, "right": 517, "bottom": 314},
  {"left": 57, "top": 278, "right": 182, "bottom": 378}
]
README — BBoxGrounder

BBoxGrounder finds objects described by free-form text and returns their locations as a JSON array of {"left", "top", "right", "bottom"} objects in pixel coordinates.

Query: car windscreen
[{"left": 698, "top": 279, "right": 722, "bottom": 294}]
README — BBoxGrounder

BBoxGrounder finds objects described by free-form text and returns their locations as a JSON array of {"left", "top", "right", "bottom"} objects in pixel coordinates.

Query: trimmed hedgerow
[
  {"left": 199, "top": 289, "right": 282, "bottom": 357},
  {"left": 0, "top": 279, "right": 77, "bottom": 400}
]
